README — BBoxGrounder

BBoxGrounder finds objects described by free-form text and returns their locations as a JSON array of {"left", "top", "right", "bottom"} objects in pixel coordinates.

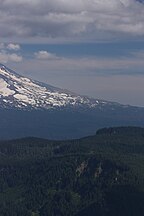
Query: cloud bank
[{"left": 0, "top": 0, "right": 144, "bottom": 42}]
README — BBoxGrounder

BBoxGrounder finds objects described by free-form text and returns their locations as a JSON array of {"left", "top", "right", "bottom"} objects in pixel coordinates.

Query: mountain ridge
[
  {"left": 0, "top": 64, "right": 133, "bottom": 111},
  {"left": 0, "top": 64, "right": 104, "bottom": 110}
]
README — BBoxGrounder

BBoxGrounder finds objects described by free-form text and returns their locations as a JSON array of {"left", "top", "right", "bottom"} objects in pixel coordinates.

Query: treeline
[{"left": 0, "top": 127, "right": 144, "bottom": 215}]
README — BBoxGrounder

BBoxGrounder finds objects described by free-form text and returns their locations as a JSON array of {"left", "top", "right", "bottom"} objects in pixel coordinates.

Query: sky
[{"left": 0, "top": 0, "right": 144, "bottom": 106}]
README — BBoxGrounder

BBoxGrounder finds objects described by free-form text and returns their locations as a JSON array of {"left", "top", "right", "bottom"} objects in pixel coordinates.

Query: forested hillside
[{"left": 0, "top": 127, "right": 144, "bottom": 216}]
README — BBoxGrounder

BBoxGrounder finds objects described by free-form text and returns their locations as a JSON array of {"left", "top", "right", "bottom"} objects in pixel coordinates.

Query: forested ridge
[{"left": 0, "top": 126, "right": 144, "bottom": 216}]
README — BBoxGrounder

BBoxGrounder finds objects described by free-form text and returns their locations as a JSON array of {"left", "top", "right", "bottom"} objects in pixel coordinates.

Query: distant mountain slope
[
  {"left": 0, "top": 64, "right": 116, "bottom": 110},
  {"left": 0, "top": 64, "right": 144, "bottom": 139},
  {"left": 0, "top": 127, "right": 144, "bottom": 216}
]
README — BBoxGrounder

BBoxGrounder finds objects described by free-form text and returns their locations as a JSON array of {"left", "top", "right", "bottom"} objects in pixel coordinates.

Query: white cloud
[
  {"left": 8, "top": 53, "right": 22, "bottom": 62},
  {"left": 0, "top": 43, "right": 21, "bottom": 51},
  {"left": 7, "top": 43, "right": 20, "bottom": 51},
  {"left": 0, "top": 52, "right": 22, "bottom": 63},
  {"left": 0, "top": 0, "right": 144, "bottom": 42},
  {"left": 0, "top": 42, "right": 22, "bottom": 63},
  {"left": 34, "top": 50, "right": 60, "bottom": 60}
]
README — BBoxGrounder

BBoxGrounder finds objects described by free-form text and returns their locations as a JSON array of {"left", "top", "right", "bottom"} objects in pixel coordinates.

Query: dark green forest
[{"left": 0, "top": 126, "right": 144, "bottom": 216}]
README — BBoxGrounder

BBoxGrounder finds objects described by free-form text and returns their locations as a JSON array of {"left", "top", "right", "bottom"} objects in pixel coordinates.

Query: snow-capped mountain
[
  {"left": 0, "top": 64, "right": 117, "bottom": 110},
  {"left": 0, "top": 64, "right": 144, "bottom": 140}
]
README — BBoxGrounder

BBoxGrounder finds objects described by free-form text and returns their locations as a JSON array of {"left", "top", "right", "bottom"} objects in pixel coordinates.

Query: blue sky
[{"left": 0, "top": 0, "right": 144, "bottom": 106}]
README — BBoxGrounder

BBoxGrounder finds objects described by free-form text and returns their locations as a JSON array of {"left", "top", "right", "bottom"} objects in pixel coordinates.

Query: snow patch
[
  {"left": 0, "top": 78, "right": 15, "bottom": 96},
  {"left": 14, "top": 94, "right": 36, "bottom": 105}
]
